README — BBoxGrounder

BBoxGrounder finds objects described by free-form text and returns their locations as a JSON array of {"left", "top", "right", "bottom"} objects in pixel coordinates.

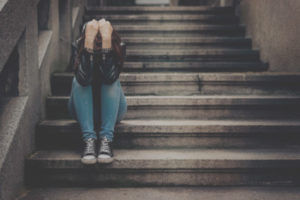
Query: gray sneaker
[
  {"left": 97, "top": 137, "right": 114, "bottom": 164},
  {"left": 81, "top": 138, "right": 96, "bottom": 164}
]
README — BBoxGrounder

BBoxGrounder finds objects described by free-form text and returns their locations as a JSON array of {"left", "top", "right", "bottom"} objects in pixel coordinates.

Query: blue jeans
[{"left": 67, "top": 76, "right": 127, "bottom": 142}]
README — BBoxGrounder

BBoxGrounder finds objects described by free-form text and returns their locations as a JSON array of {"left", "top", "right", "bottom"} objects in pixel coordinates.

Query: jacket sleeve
[
  {"left": 74, "top": 49, "right": 94, "bottom": 86},
  {"left": 71, "top": 22, "right": 94, "bottom": 87},
  {"left": 99, "top": 42, "right": 126, "bottom": 84}
]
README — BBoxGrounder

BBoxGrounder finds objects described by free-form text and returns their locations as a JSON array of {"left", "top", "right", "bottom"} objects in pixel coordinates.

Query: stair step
[
  {"left": 36, "top": 119, "right": 300, "bottom": 150},
  {"left": 123, "top": 61, "right": 267, "bottom": 72},
  {"left": 16, "top": 186, "right": 300, "bottom": 200},
  {"left": 121, "top": 37, "right": 252, "bottom": 49},
  {"left": 25, "top": 148, "right": 300, "bottom": 186},
  {"left": 46, "top": 95, "right": 300, "bottom": 120},
  {"left": 114, "top": 24, "right": 245, "bottom": 37},
  {"left": 125, "top": 49, "right": 259, "bottom": 61},
  {"left": 51, "top": 72, "right": 300, "bottom": 96},
  {"left": 85, "top": 6, "right": 235, "bottom": 15},
  {"left": 84, "top": 14, "right": 239, "bottom": 25}
]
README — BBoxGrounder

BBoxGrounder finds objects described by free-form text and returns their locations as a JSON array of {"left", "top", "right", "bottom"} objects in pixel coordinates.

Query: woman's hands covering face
[
  {"left": 84, "top": 18, "right": 113, "bottom": 49},
  {"left": 98, "top": 18, "right": 113, "bottom": 40},
  {"left": 84, "top": 19, "right": 99, "bottom": 49},
  {"left": 98, "top": 18, "right": 113, "bottom": 48}
]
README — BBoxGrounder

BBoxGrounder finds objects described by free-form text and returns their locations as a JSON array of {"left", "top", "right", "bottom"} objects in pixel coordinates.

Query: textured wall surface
[
  {"left": 0, "top": 0, "right": 85, "bottom": 199},
  {"left": 237, "top": 0, "right": 300, "bottom": 72}
]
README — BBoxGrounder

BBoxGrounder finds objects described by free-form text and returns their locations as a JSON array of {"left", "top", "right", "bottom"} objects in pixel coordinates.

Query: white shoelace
[
  {"left": 100, "top": 137, "right": 111, "bottom": 154},
  {"left": 84, "top": 138, "right": 95, "bottom": 155}
]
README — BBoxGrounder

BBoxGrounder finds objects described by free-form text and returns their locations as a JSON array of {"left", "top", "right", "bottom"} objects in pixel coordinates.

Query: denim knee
[{"left": 102, "top": 79, "right": 120, "bottom": 97}]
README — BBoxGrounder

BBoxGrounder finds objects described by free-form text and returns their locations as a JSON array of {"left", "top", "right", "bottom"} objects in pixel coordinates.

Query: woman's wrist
[
  {"left": 102, "top": 37, "right": 112, "bottom": 48},
  {"left": 84, "top": 40, "right": 94, "bottom": 50}
]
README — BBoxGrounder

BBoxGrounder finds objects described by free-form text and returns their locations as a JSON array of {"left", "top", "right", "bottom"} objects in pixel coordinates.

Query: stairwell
[{"left": 20, "top": 4, "right": 300, "bottom": 199}]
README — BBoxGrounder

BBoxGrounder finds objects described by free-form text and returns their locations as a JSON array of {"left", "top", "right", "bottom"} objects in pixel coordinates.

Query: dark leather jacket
[{"left": 71, "top": 23, "right": 126, "bottom": 86}]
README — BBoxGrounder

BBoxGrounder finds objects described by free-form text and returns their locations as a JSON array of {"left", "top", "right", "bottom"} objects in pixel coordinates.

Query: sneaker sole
[
  {"left": 81, "top": 157, "right": 97, "bottom": 165},
  {"left": 97, "top": 157, "right": 114, "bottom": 164}
]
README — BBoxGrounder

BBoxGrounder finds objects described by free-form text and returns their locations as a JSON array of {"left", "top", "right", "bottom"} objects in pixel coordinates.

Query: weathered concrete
[
  {"left": 86, "top": 6, "right": 235, "bottom": 15},
  {"left": 123, "top": 49, "right": 259, "bottom": 61},
  {"left": 113, "top": 24, "right": 245, "bottom": 31},
  {"left": 16, "top": 187, "right": 300, "bottom": 200},
  {"left": 0, "top": 0, "right": 86, "bottom": 200},
  {"left": 0, "top": 2, "right": 40, "bottom": 199},
  {"left": 52, "top": 72, "right": 300, "bottom": 96},
  {"left": 236, "top": 0, "right": 300, "bottom": 72},
  {"left": 84, "top": 15, "right": 239, "bottom": 25},
  {"left": 25, "top": 148, "right": 300, "bottom": 186},
  {"left": 121, "top": 61, "right": 266, "bottom": 72},
  {"left": 37, "top": 119, "right": 300, "bottom": 149},
  {"left": 46, "top": 95, "right": 300, "bottom": 120}
]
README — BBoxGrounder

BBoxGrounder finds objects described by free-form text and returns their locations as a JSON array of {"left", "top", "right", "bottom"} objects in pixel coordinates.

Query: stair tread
[
  {"left": 40, "top": 119, "right": 300, "bottom": 127},
  {"left": 114, "top": 24, "right": 244, "bottom": 30},
  {"left": 64, "top": 61, "right": 267, "bottom": 71},
  {"left": 86, "top": 6, "right": 234, "bottom": 8},
  {"left": 48, "top": 95, "right": 300, "bottom": 105},
  {"left": 119, "top": 36, "right": 251, "bottom": 44},
  {"left": 47, "top": 95, "right": 300, "bottom": 109},
  {"left": 54, "top": 72, "right": 300, "bottom": 81},
  {"left": 86, "top": 14, "right": 236, "bottom": 18},
  {"left": 121, "top": 36, "right": 249, "bottom": 39},
  {"left": 28, "top": 148, "right": 300, "bottom": 169},
  {"left": 86, "top": 6, "right": 234, "bottom": 11},
  {"left": 123, "top": 38, "right": 250, "bottom": 44},
  {"left": 16, "top": 186, "right": 300, "bottom": 200},
  {"left": 126, "top": 49, "right": 257, "bottom": 54},
  {"left": 49, "top": 94, "right": 300, "bottom": 98},
  {"left": 123, "top": 61, "right": 265, "bottom": 66}
]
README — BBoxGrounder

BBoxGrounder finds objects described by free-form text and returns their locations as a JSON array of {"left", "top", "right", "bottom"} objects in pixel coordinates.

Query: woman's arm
[
  {"left": 99, "top": 42, "right": 120, "bottom": 84},
  {"left": 73, "top": 20, "right": 98, "bottom": 86},
  {"left": 97, "top": 19, "right": 122, "bottom": 84},
  {"left": 84, "top": 20, "right": 99, "bottom": 51},
  {"left": 99, "top": 19, "right": 113, "bottom": 49}
]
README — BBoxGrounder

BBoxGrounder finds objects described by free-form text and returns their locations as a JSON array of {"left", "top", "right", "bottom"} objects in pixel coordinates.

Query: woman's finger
[{"left": 99, "top": 18, "right": 105, "bottom": 23}]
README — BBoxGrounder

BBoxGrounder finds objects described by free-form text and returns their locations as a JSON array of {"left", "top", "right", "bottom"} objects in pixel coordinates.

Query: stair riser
[
  {"left": 87, "top": 12, "right": 236, "bottom": 15},
  {"left": 46, "top": 101, "right": 300, "bottom": 120},
  {"left": 124, "top": 50, "right": 259, "bottom": 61},
  {"left": 122, "top": 62, "right": 267, "bottom": 72},
  {"left": 52, "top": 80, "right": 300, "bottom": 96},
  {"left": 122, "top": 38, "right": 251, "bottom": 46},
  {"left": 84, "top": 16, "right": 239, "bottom": 25},
  {"left": 52, "top": 80, "right": 202, "bottom": 96},
  {"left": 52, "top": 82, "right": 300, "bottom": 96},
  {"left": 86, "top": 7, "right": 235, "bottom": 15},
  {"left": 113, "top": 25, "right": 245, "bottom": 36},
  {"left": 86, "top": 20, "right": 239, "bottom": 26},
  {"left": 119, "top": 32, "right": 244, "bottom": 37},
  {"left": 125, "top": 54, "right": 259, "bottom": 62},
  {"left": 36, "top": 129, "right": 300, "bottom": 150},
  {"left": 25, "top": 167, "right": 300, "bottom": 187},
  {"left": 125, "top": 43, "right": 252, "bottom": 49},
  {"left": 122, "top": 107, "right": 300, "bottom": 120},
  {"left": 119, "top": 84, "right": 300, "bottom": 96}
]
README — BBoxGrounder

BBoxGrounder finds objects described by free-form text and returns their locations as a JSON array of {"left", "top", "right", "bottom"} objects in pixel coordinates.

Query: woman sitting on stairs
[{"left": 67, "top": 19, "right": 127, "bottom": 165}]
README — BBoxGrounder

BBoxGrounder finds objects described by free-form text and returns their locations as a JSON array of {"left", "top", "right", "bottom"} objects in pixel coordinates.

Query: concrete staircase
[{"left": 22, "top": 5, "right": 300, "bottom": 199}]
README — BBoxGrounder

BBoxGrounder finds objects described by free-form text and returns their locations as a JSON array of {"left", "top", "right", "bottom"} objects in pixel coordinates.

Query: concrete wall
[
  {"left": 0, "top": 0, "right": 86, "bottom": 199},
  {"left": 237, "top": 0, "right": 300, "bottom": 72}
]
